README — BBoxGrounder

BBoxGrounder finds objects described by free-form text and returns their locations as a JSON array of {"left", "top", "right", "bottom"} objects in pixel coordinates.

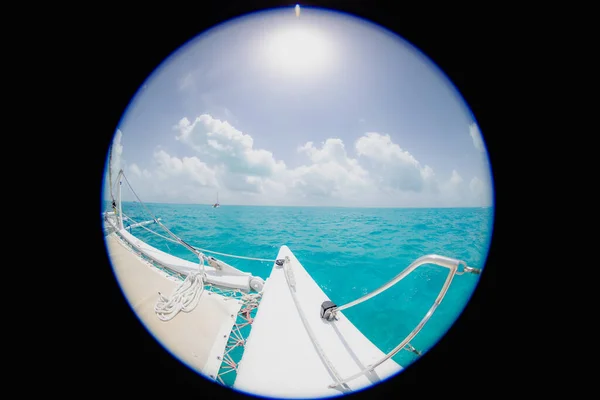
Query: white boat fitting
[{"left": 103, "top": 167, "right": 481, "bottom": 398}]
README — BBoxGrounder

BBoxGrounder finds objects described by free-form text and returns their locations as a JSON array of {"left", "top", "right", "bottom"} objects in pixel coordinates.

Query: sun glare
[{"left": 263, "top": 26, "right": 332, "bottom": 77}]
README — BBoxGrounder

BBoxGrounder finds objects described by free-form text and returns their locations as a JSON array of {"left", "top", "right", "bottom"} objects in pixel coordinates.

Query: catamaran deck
[
  {"left": 104, "top": 157, "right": 478, "bottom": 398},
  {"left": 106, "top": 234, "right": 242, "bottom": 380},
  {"left": 234, "top": 246, "right": 402, "bottom": 398},
  {"left": 106, "top": 223, "right": 402, "bottom": 397}
]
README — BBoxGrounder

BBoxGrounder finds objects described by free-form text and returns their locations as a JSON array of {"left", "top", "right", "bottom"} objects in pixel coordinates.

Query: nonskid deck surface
[
  {"left": 106, "top": 224, "right": 402, "bottom": 396},
  {"left": 106, "top": 234, "right": 242, "bottom": 380},
  {"left": 234, "top": 245, "right": 402, "bottom": 398}
]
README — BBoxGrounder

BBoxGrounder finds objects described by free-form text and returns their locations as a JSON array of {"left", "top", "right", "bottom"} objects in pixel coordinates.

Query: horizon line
[{"left": 103, "top": 200, "right": 493, "bottom": 209}]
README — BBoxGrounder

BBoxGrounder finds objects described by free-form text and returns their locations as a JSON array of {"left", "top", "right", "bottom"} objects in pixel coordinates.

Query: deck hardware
[{"left": 320, "top": 301, "right": 337, "bottom": 321}]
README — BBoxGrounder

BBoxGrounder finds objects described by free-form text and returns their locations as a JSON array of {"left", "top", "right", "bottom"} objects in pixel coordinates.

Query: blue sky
[{"left": 106, "top": 6, "right": 493, "bottom": 208}]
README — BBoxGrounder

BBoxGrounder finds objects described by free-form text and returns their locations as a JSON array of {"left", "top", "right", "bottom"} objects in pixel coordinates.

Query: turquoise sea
[{"left": 103, "top": 201, "right": 493, "bottom": 368}]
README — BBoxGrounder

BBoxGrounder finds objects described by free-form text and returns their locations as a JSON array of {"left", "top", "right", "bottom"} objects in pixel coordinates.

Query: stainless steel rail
[{"left": 326, "top": 255, "right": 481, "bottom": 388}]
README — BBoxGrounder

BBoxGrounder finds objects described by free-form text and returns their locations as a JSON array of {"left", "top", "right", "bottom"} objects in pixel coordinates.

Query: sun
[{"left": 263, "top": 26, "right": 333, "bottom": 77}]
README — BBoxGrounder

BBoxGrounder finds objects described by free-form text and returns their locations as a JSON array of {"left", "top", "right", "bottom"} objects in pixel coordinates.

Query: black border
[{"left": 63, "top": 1, "right": 506, "bottom": 398}]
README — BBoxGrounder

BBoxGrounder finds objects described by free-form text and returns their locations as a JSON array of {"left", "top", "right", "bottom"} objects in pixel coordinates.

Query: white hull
[
  {"left": 103, "top": 167, "right": 481, "bottom": 397},
  {"left": 234, "top": 245, "right": 401, "bottom": 398},
  {"left": 105, "top": 220, "right": 400, "bottom": 397}
]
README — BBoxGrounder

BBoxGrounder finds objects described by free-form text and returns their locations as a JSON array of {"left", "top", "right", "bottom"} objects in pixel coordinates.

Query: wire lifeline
[{"left": 121, "top": 210, "right": 276, "bottom": 262}]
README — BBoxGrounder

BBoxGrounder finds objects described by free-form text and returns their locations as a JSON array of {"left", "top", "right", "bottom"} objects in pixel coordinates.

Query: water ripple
[{"left": 108, "top": 203, "right": 493, "bottom": 368}]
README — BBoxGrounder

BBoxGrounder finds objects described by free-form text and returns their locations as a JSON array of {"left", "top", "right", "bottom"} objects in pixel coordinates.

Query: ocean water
[{"left": 103, "top": 201, "right": 493, "bottom": 368}]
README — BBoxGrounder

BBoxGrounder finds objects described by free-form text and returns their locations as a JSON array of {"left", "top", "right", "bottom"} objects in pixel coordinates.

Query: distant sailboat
[{"left": 213, "top": 192, "right": 220, "bottom": 208}]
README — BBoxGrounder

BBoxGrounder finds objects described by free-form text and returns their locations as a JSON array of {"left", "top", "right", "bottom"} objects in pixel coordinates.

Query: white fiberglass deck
[
  {"left": 106, "top": 233, "right": 242, "bottom": 380},
  {"left": 234, "top": 246, "right": 402, "bottom": 398}
]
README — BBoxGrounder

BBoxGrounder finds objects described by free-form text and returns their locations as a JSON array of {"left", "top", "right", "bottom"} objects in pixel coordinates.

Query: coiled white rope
[
  {"left": 154, "top": 255, "right": 207, "bottom": 321},
  {"left": 154, "top": 272, "right": 205, "bottom": 321}
]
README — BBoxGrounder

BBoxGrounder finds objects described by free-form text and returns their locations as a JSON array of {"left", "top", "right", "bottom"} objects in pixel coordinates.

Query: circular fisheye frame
[{"left": 102, "top": 5, "right": 493, "bottom": 399}]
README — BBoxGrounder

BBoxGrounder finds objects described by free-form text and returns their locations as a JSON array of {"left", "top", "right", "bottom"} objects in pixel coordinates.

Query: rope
[
  {"left": 154, "top": 271, "right": 206, "bottom": 321},
  {"left": 120, "top": 173, "right": 200, "bottom": 258},
  {"left": 194, "top": 248, "right": 275, "bottom": 263},
  {"left": 121, "top": 210, "right": 276, "bottom": 263},
  {"left": 281, "top": 257, "right": 349, "bottom": 392},
  {"left": 214, "top": 290, "right": 263, "bottom": 386}
]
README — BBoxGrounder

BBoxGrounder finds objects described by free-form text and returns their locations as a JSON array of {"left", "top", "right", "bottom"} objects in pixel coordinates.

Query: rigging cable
[{"left": 120, "top": 212, "right": 276, "bottom": 263}]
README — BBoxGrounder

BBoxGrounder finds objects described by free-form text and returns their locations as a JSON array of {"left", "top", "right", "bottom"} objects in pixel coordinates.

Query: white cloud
[
  {"left": 104, "top": 129, "right": 124, "bottom": 200},
  {"left": 107, "top": 115, "right": 493, "bottom": 207},
  {"left": 110, "top": 129, "right": 123, "bottom": 181},
  {"left": 449, "top": 169, "right": 463, "bottom": 185},
  {"left": 355, "top": 132, "right": 436, "bottom": 193},
  {"left": 436, "top": 170, "right": 493, "bottom": 207},
  {"left": 129, "top": 163, "right": 151, "bottom": 179},
  {"left": 129, "top": 163, "right": 141, "bottom": 177},
  {"left": 290, "top": 139, "right": 370, "bottom": 203},
  {"left": 435, "top": 169, "right": 463, "bottom": 207},
  {"left": 469, "top": 176, "right": 493, "bottom": 206},
  {"left": 178, "top": 72, "right": 194, "bottom": 91},
  {"left": 175, "top": 114, "right": 286, "bottom": 179},
  {"left": 104, "top": 137, "right": 219, "bottom": 204},
  {"left": 469, "top": 123, "right": 484, "bottom": 152},
  {"left": 152, "top": 149, "right": 217, "bottom": 186}
]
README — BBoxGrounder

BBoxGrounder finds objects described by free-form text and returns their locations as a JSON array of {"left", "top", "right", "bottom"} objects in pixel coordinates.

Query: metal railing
[{"left": 323, "top": 254, "right": 481, "bottom": 388}]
